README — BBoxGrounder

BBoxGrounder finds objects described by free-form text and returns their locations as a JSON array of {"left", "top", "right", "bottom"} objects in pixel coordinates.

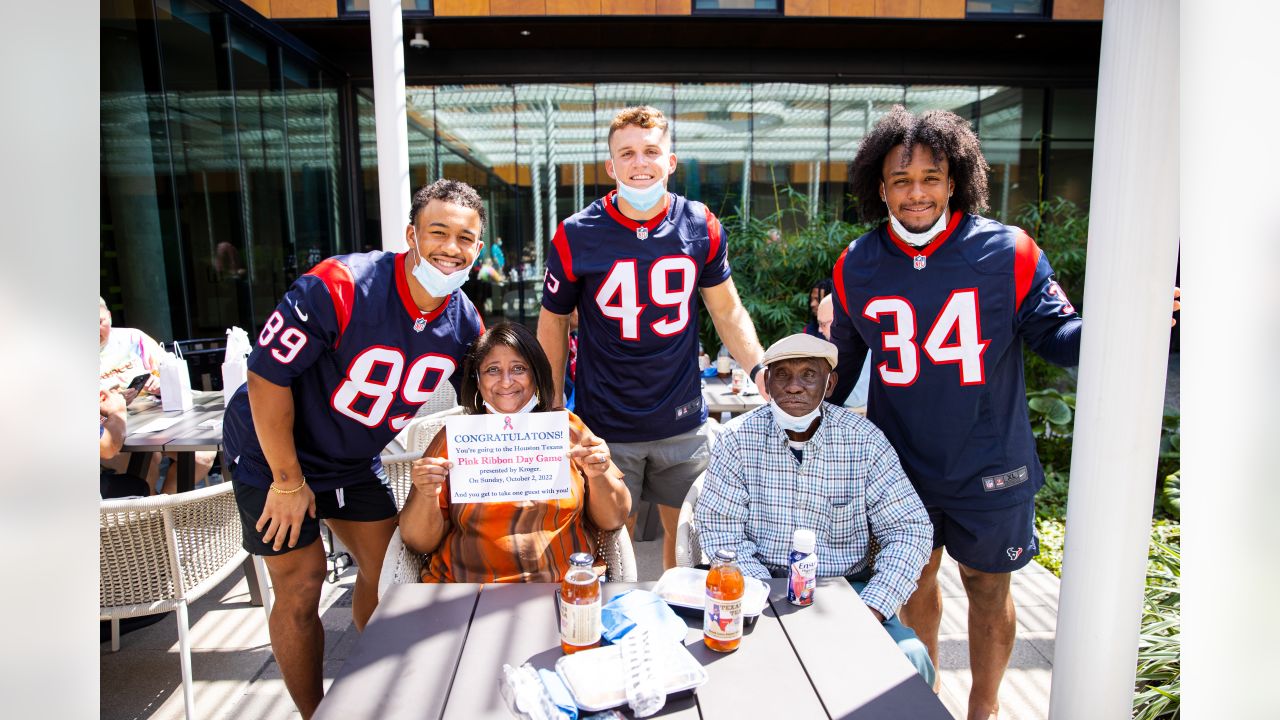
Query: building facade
[{"left": 101, "top": 0, "right": 1103, "bottom": 342}]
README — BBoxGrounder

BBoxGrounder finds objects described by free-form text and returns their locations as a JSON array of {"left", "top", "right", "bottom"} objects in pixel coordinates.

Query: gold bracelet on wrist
[{"left": 270, "top": 478, "right": 307, "bottom": 495}]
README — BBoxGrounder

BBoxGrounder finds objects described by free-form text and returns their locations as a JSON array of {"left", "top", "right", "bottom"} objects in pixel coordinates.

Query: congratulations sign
[{"left": 445, "top": 410, "right": 572, "bottom": 503}]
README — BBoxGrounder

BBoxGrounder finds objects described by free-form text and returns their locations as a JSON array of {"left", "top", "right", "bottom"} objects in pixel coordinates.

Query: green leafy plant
[
  {"left": 1015, "top": 196, "right": 1090, "bottom": 315},
  {"left": 701, "top": 190, "right": 870, "bottom": 352},
  {"left": 1133, "top": 524, "right": 1180, "bottom": 720}
]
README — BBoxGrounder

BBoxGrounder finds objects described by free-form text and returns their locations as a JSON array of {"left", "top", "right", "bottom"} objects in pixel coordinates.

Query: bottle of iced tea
[
  {"left": 703, "top": 548, "right": 744, "bottom": 652},
  {"left": 560, "top": 552, "right": 601, "bottom": 654}
]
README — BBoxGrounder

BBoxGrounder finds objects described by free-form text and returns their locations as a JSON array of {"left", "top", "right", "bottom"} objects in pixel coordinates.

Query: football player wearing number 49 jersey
[
  {"left": 222, "top": 179, "right": 487, "bottom": 718},
  {"left": 538, "top": 106, "right": 766, "bottom": 571}
]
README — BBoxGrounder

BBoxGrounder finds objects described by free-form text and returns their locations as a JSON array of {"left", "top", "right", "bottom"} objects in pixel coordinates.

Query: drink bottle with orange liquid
[
  {"left": 559, "top": 552, "right": 601, "bottom": 654},
  {"left": 703, "top": 548, "right": 744, "bottom": 652}
]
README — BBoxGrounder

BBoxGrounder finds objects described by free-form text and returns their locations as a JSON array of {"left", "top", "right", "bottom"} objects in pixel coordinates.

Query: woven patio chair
[
  {"left": 377, "top": 524, "right": 637, "bottom": 600},
  {"left": 100, "top": 483, "right": 271, "bottom": 720},
  {"left": 381, "top": 405, "right": 467, "bottom": 510}
]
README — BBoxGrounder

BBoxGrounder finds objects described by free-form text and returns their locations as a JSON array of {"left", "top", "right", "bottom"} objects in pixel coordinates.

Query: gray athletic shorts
[{"left": 610, "top": 424, "right": 712, "bottom": 509}]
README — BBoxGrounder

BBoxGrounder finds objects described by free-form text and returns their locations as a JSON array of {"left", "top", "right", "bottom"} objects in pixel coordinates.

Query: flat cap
[{"left": 761, "top": 333, "right": 838, "bottom": 370}]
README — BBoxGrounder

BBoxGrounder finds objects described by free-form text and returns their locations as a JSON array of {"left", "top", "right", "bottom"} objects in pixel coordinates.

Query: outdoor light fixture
[
  {"left": 410, "top": 31, "right": 430, "bottom": 49},
  {"left": 1014, "top": 33, "right": 1026, "bottom": 40},
  {"left": 520, "top": 30, "right": 531, "bottom": 36}
]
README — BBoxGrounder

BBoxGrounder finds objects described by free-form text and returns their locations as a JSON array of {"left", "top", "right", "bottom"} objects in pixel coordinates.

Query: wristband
[
  {"left": 270, "top": 478, "right": 307, "bottom": 495},
  {"left": 749, "top": 362, "right": 766, "bottom": 383}
]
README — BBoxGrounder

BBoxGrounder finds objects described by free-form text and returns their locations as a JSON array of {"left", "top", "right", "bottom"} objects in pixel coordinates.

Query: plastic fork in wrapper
[{"left": 619, "top": 629, "right": 665, "bottom": 717}]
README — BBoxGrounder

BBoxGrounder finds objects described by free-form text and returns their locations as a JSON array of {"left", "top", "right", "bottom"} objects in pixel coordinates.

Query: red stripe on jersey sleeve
[
  {"left": 307, "top": 258, "right": 355, "bottom": 342},
  {"left": 1013, "top": 229, "right": 1041, "bottom": 312},
  {"left": 833, "top": 248, "right": 850, "bottom": 316},
  {"left": 705, "top": 209, "right": 723, "bottom": 266},
  {"left": 551, "top": 223, "right": 576, "bottom": 282}
]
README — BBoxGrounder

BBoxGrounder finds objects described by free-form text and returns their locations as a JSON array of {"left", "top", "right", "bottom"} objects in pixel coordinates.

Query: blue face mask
[
  {"left": 615, "top": 178, "right": 668, "bottom": 212},
  {"left": 410, "top": 233, "right": 476, "bottom": 298}
]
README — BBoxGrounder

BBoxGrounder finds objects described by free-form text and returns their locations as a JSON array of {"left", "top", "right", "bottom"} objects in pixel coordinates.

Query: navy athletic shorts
[{"left": 928, "top": 498, "right": 1039, "bottom": 574}]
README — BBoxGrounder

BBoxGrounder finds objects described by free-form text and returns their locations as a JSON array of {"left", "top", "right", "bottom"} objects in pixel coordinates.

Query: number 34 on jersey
[{"left": 863, "top": 288, "right": 990, "bottom": 387}]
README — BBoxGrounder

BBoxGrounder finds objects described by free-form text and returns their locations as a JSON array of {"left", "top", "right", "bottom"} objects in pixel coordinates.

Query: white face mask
[
  {"left": 484, "top": 394, "right": 539, "bottom": 416},
  {"left": 769, "top": 400, "right": 822, "bottom": 434},
  {"left": 888, "top": 208, "right": 949, "bottom": 248},
  {"left": 615, "top": 178, "right": 668, "bottom": 212},
  {"left": 411, "top": 243, "right": 475, "bottom": 298}
]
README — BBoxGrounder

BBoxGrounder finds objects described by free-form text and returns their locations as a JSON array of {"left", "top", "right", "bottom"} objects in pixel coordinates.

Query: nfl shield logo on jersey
[
  {"left": 913, "top": 254, "right": 927, "bottom": 270},
  {"left": 413, "top": 317, "right": 427, "bottom": 333},
  {"left": 636, "top": 226, "right": 649, "bottom": 240}
]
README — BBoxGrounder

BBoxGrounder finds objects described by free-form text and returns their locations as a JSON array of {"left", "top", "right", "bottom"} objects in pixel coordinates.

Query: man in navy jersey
[
  {"left": 538, "top": 106, "right": 766, "bottom": 570},
  {"left": 223, "top": 179, "right": 487, "bottom": 717},
  {"left": 829, "top": 106, "right": 1080, "bottom": 719}
]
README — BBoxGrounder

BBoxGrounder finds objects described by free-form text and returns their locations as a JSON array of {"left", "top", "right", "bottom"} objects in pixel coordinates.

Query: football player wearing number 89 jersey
[
  {"left": 538, "top": 106, "right": 766, "bottom": 571},
  {"left": 222, "top": 179, "right": 486, "bottom": 718},
  {"left": 829, "top": 107, "right": 1082, "bottom": 720}
]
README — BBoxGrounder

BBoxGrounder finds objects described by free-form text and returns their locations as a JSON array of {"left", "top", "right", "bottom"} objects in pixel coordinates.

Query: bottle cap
[
  {"left": 569, "top": 552, "right": 594, "bottom": 567},
  {"left": 792, "top": 528, "right": 816, "bottom": 554},
  {"left": 714, "top": 548, "right": 737, "bottom": 562}
]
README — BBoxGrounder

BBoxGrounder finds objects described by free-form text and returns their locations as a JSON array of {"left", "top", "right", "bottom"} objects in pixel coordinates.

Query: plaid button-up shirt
[{"left": 695, "top": 403, "right": 932, "bottom": 619}]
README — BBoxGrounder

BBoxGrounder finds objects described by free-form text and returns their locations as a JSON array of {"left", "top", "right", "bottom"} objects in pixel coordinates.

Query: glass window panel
[
  {"left": 156, "top": 0, "right": 247, "bottom": 339},
  {"left": 228, "top": 24, "right": 293, "bottom": 329},
  {"left": 966, "top": 0, "right": 1044, "bottom": 14},
  {"left": 1046, "top": 140, "right": 1093, "bottom": 209},
  {"left": 102, "top": 0, "right": 177, "bottom": 339},
  {"left": 672, "top": 83, "right": 749, "bottom": 217},
  {"left": 356, "top": 91, "right": 381, "bottom": 250},
  {"left": 905, "top": 85, "right": 980, "bottom": 122},
  {"left": 694, "top": 0, "right": 780, "bottom": 10},
  {"left": 750, "top": 83, "right": 829, "bottom": 222},
  {"left": 1051, "top": 88, "right": 1096, "bottom": 140},
  {"left": 828, "top": 85, "right": 906, "bottom": 221},
  {"left": 344, "top": 0, "right": 432, "bottom": 12},
  {"left": 282, "top": 53, "right": 345, "bottom": 270}
]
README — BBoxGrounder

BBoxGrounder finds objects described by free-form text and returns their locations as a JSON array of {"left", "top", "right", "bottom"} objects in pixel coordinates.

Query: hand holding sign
[
  {"left": 569, "top": 432, "right": 612, "bottom": 480},
  {"left": 411, "top": 455, "right": 451, "bottom": 501},
  {"left": 446, "top": 410, "right": 573, "bottom": 504}
]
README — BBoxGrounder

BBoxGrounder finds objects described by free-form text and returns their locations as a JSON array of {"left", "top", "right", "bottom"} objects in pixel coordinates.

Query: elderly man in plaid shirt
[{"left": 695, "top": 333, "right": 935, "bottom": 684}]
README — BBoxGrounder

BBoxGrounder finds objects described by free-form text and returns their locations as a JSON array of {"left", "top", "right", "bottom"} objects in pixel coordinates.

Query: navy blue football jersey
[
  {"left": 830, "top": 212, "right": 1081, "bottom": 510},
  {"left": 223, "top": 251, "right": 485, "bottom": 491},
  {"left": 541, "top": 191, "right": 731, "bottom": 442}
]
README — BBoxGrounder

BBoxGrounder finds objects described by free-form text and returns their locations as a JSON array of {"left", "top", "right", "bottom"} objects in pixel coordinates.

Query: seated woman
[{"left": 400, "top": 322, "right": 631, "bottom": 582}]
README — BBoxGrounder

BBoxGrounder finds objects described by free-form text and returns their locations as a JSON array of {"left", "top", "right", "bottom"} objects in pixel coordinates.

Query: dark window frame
[
  {"left": 965, "top": 0, "right": 1053, "bottom": 20},
  {"left": 337, "top": 0, "right": 435, "bottom": 18},
  {"left": 691, "top": 0, "right": 785, "bottom": 17}
]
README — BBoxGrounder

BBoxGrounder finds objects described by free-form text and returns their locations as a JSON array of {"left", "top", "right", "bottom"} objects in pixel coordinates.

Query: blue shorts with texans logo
[{"left": 927, "top": 498, "right": 1038, "bottom": 574}]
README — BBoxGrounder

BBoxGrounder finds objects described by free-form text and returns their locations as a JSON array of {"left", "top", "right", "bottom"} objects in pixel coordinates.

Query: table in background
[
  {"left": 315, "top": 577, "right": 950, "bottom": 720},
  {"left": 702, "top": 374, "right": 764, "bottom": 419},
  {"left": 121, "top": 390, "right": 226, "bottom": 493}
]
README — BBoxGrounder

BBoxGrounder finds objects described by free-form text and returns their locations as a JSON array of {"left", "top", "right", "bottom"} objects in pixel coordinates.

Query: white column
[
  {"left": 369, "top": 0, "right": 410, "bottom": 252},
  {"left": 1048, "top": 1, "right": 1179, "bottom": 718}
]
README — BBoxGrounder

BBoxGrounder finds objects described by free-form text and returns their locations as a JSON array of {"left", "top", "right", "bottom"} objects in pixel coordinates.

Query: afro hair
[{"left": 849, "top": 105, "right": 990, "bottom": 224}]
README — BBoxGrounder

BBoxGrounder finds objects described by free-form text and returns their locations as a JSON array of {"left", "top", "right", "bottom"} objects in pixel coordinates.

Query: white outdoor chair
[
  {"left": 674, "top": 471, "right": 709, "bottom": 568},
  {"left": 377, "top": 524, "right": 638, "bottom": 600},
  {"left": 100, "top": 483, "right": 271, "bottom": 720},
  {"left": 382, "top": 406, "right": 467, "bottom": 510}
]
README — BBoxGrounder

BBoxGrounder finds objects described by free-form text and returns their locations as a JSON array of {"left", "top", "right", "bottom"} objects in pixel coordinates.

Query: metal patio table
[
  {"left": 120, "top": 390, "right": 225, "bottom": 493},
  {"left": 315, "top": 576, "right": 949, "bottom": 720}
]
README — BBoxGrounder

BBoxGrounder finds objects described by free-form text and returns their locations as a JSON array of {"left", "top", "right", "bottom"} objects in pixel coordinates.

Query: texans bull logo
[{"left": 1006, "top": 547, "right": 1023, "bottom": 562}]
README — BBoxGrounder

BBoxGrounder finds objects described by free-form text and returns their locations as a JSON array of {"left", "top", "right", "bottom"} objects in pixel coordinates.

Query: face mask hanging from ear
[
  {"left": 882, "top": 184, "right": 951, "bottom": 247},
  {"left": 769, "top": 401, "right": 822, "bottom": 434},
  {"left": 615, "top": 178, "right": 668, "bottom": 212},
  {"left": 410, "top": 230, "right": 476, "bottom": 298},
  {"left": 483, "top": 394, "right": 540, "bottom": 415}
]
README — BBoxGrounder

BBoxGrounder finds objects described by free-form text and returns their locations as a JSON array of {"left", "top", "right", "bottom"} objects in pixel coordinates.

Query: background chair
[
  {"left": 377, "top": 524, "right": 637, "bottom": 600},
  {"left": 100, "top": 483, "right": 271, "bottom": 720},
  {"left": 674, "top": 472, "right": 708, "bottom": 568}
]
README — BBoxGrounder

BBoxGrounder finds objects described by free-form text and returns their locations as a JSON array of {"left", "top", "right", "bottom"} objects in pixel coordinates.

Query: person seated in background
[
  {"left": 99, "top": 387, "right": 150, "bottom": 498},
  {"left": 694, "top": 333, "right": 935, "bottom": 684},
  {"left": 802, "top": 278, "right": 834, "bottom": 338},
  {"left": 98, "top": 296, "right": 214, "bottom": 494},
  {"left": 816, "top": 294, "right": 870, "bottom": 414},
  {"left": 400, "top": 322, "right": 631, "bottom": 582}
]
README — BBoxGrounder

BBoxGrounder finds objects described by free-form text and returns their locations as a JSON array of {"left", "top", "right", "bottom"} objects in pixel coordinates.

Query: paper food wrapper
[{"left": 160, "top": 353, "right": 194, "bottom": 412}]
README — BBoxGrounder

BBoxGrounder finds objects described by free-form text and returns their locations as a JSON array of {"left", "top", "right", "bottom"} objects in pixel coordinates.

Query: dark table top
[
  {"left": 315, "top": 577, "right": 949, "bottom": 720},
  {"left": 121, "top": 390, "right": 225, "bottom": 454},
  {"left": 702, "top": 375, "right": 764, "bottom": 417}
]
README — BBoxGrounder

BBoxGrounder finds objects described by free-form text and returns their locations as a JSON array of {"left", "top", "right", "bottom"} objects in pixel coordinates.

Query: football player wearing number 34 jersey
[
  {"left": 222, "top": 179, "right": 487, "bottom": 718},
  {"left": 829, "top": 107, "right": 1082, "bottom": 720},
  {"left": 538, "top": 106, "right": 766, "bottom": 571}
]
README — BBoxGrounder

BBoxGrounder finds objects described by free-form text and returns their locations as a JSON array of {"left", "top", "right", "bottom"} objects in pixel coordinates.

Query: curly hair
[
  {"left": 607, "top": 105, "right": 670, "bottom": 149},
  {"left": 849, "top": 105, "right": 990, "bottom": 224},
  {"left": 409, "top": 178, "right": 487, "bottom": 234}
]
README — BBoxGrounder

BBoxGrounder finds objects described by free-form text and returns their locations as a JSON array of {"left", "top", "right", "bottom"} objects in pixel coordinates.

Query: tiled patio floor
[{"left": 101, "top": 530, "right": 1060, "bottom": 720}]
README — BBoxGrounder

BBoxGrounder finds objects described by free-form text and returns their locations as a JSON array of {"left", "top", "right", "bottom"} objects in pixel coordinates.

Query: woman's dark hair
[
  {"left": 458, "top": 322, "right": 559, "bottom": 414},
  {"left": 849, "top": 104, "right": 990, "bottom": 224}
]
